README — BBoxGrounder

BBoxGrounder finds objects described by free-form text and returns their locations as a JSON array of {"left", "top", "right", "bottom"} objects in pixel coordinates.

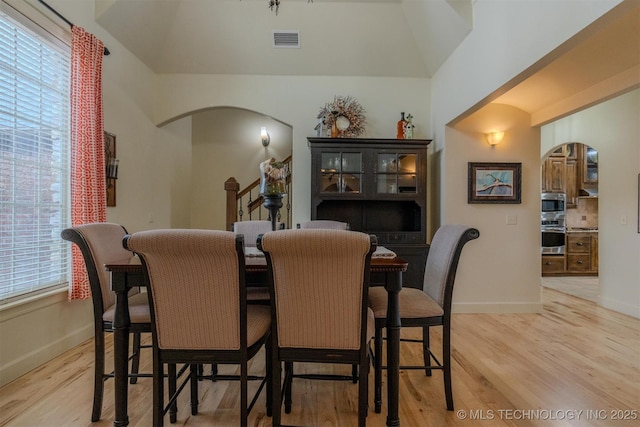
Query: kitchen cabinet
[
  {"left": 566, "top": 232, "right": 598, "bottom": 275},
  {"left": 542, "top": 255, "right": 565, "bottom": 275},
  {"left": 580, "top": 145, "right": 598, "bottom": 190},
  {"left": 308, "top": 137, "right": 431, "bottom": 288},
  {"left": 542, "top": 232, "right": 598, "bottom": 276},
  {"left": 541, "top": 156, "right": 566, "bottom": 193}
]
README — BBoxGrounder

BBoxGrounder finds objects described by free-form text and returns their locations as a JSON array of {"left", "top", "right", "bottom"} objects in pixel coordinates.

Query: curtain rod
[{"left": 37, "top": 0, "right": 110, "bottom": 55}]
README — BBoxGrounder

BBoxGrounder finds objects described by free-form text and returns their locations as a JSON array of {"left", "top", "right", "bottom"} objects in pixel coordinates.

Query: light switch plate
[{"left": 506, "top": 214, "right": 517, "bottom": 225}]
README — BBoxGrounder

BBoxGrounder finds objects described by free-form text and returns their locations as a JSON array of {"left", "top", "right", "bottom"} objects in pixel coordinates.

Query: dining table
[{"left": 106, "top": 246, "right": 407, "bottom": 427}]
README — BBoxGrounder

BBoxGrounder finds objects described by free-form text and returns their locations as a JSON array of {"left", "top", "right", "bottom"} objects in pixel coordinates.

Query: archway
[{"left": 541, "top": 142, "right": 599, "bottom": 301}]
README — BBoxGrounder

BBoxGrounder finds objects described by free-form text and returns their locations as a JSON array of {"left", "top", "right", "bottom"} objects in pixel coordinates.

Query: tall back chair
[
  {"left": 61, "top": 223, "right": 151, "bottom": 422},
  {"left": 123, "top": 229, "right": 271, "bottom": 427},
  {"left": 258, "top": 229, "right": 376, "bottom": 427},
  {"left": 368, "top": 224, "right": 479, "bottom": 412},
  {"left": 232, "top": 220, "right": 282, "bottom": 246},
  {"left": 297, "top": 220, "right": 349, "bottom": 230}
]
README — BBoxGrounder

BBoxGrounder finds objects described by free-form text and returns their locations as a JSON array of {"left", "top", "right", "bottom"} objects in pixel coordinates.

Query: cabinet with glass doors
[{"left": 308, "top": 137, "right": 431, "bottom": 288}]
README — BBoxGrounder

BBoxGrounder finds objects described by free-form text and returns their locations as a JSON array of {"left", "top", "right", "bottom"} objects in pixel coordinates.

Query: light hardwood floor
[
  {"left": 1, "top": 287, "right": 638, "bottom": 427},
  {"left": 541, "top": 276, "right": 599, "bottom": 302}
]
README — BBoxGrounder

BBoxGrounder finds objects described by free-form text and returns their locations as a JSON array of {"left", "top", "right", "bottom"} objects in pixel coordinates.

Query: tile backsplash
[{"left": 566, "top": 197, "right": 598, "bottom": 228}]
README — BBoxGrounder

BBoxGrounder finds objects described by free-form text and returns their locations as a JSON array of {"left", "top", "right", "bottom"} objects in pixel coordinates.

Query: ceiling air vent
[{"left": 273, "top": 31, "right": 300, "bottom": 48}]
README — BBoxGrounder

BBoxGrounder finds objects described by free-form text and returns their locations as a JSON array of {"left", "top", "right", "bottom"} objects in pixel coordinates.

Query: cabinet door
[
  {"left": 565, "top": 159, "right": 578, "bottom": 207},
  {"left": 374, "top": 151, "right": 419, "bottom": 195},
  {"left": 319, "top": 151, "right": 363, "bottom": 194},
  {"left": 543, "top": 157, "right": 566, "bottom": 193},
  {"left": 582, "top": 146, "right": 598, "bottom": 187}
]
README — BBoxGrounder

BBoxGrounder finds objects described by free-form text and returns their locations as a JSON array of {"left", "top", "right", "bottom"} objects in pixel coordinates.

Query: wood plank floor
[{"left": 1, "top": 287, "right": 639, "bottom": 427}]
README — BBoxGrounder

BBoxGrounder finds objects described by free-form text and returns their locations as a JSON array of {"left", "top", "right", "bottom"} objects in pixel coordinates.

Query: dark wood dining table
[{"left": 106, "top": 250, "right": 407, "bottom": 427}]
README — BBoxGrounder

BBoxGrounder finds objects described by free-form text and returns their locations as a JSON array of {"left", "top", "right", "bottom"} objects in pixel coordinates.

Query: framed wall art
[
  {"left": 104, "top": 131, "right": 117, "bottom": 207},
  {"left": 468, "top": 162, "right": 522, "bottom": 204}
]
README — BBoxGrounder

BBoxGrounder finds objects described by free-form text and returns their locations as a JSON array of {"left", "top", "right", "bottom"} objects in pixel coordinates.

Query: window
[{"left": 0, "top": 9, "right": 71, "bottom": 303}]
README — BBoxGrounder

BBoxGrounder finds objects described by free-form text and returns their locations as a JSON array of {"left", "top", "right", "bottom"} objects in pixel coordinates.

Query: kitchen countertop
[{"left": 566, "top": 227, "right": 598, "bottom": 233}]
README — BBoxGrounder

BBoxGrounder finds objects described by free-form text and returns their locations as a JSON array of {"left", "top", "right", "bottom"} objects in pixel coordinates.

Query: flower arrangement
[
  {"left": 259, "top": 158, "right": 289, "bottom": 195},
  {"left": 318, "top": 95, "right": 366, "bottom": 138}
]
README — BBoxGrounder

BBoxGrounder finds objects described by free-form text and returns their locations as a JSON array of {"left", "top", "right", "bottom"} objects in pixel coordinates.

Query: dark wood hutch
[{"left": 308, "top": 137, "right": 431, "bottom": 288}]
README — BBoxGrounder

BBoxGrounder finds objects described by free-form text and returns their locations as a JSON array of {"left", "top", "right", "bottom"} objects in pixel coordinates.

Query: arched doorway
[{"left": 541, "top": 142, "right": 599, "bottom": 301}]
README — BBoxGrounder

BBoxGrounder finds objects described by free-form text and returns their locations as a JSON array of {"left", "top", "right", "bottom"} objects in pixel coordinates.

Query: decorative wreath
[{"left": 318, "top": 95, "right": 366, "bottom": 138}]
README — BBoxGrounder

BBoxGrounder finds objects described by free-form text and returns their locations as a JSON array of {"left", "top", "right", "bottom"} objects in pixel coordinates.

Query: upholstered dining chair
[
  {"left": 368, "top": 224, "right": 479, "bottom": 412},
  {"left": 123, "top": 229, "right": 271, "bottom": 427},
  {"left": 61, "top": 223, "right": 152, "bottom": 422},
  {"left": 296, "top": 220, "right": 349, "bottom": 230},
  {"left": 258, "top": 229, "right": 376, "bottom": 427}
]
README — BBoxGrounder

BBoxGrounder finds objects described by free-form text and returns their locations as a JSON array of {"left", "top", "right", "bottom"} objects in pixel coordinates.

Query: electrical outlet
[{"left": 581, "top": 215, "right": 587, "bottom": 221}]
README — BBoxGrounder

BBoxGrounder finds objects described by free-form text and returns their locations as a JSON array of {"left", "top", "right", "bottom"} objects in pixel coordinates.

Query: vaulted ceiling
[{"left": 94, "top": 0, "right": 639, "bottom": 119}]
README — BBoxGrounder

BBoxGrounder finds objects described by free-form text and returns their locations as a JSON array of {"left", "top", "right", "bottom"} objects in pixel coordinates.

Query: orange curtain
[{"left": 68, "top": 26, "right": 106, "bottom": 300}]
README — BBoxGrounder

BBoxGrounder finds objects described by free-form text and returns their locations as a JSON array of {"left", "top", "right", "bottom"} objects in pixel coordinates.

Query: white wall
[
  {"left": 191, "top": 107, "right": 293, "bottom": 230},
  {"left": 154, "top": 75, "right": 432, "bottom": 226},
  {"left": 541, "top": 89, "right": 640, "bottom": 318},
  {"left": 448, "top": 104, "right": 542, "bottom": 312},
  {"left": 429, "top": 0, "right": 622, "bottom": 313}
]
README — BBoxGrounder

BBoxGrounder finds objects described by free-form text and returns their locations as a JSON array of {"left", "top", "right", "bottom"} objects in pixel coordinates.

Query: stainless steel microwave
[{"left": 541, "top": 193, "right": 565, "bottom": 213}]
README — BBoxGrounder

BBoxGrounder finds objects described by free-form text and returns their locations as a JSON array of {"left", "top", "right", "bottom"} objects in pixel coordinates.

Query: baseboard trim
[
  {"left": 598, "top": 296, "right": 640, "bottom": 319},
  {"left": 452, "top": 302, "right": 543, "bottom": 313},
  {"left": 0, "top": 324, "right": 92, "bottom": 387}
]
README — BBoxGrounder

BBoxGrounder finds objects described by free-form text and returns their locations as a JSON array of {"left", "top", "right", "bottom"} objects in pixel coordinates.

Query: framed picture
[
  {"left": 468, "top": 162, "right": 522, "bottom": 204},
  {"left": 104, "top": 131, "right": 116, "bottom": 207}
]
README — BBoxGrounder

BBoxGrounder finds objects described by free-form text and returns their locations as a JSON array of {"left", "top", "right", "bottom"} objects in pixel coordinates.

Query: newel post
[{"left": 225, "top": 177, "right": 240, "bottom": 231}]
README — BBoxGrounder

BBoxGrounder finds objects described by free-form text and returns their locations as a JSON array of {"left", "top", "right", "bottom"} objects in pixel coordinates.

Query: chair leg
[
  {"left": 210, "top": 363, "right": 218, "bottom": 381},
  {"left": 266, "top": 336, "right": 273, "bottom": 417},
  {"left": 241, "top": 360, "right": 248, "bottom": 427},
  {"left": 284, "top": 361, "right": 293, "bottom": 414},
  {"left": 351, "top": 364, "right": 358, "bottom": 383},
  {"left": 168, "top": 364, "right": 177, "bottom": 423},
  {"left": 443, "top": 325, "right": 454, "bottom": 410},
  {"left": 130, "top": 332, "right": 141, "bottom": 384},
  {"left": 272, "top": 346, "right": 282, "bottom": 427},
  {"left": 153, "top": 358, "right": 164, "bottom": 427},
  {"left": 190, "top": 364, "right": 199, "bottom": 415},
  {"left": 92, "top": 330, "right": 105, "bottom": 422},
  {"left": 423, "top": 326, "right": 432, "bottom": 377},
  {"left": 358, "top": 357, "right": 369, "bottom": 427},
  {"left": 373, "top": 326, "right": 383, "bottom": 414}
]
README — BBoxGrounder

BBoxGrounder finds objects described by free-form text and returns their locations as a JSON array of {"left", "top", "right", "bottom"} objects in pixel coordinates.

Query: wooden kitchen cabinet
[
  {"left": 308, "top": 137, "right": 431, "bottom": 288},
  {"left": 565, "top": 232, "right": 598, "bottom": 275},
  {"left": 542, "top": 255, "right": 565, "bottom": 275},
  {"left": 541, "top": 156, "right": 566, "bottom": 193}
]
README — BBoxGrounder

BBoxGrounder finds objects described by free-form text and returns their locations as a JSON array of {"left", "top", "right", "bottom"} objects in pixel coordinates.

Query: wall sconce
[
  {"left": 486, "top": 131, "right": 504, "bottom": 147},
  {"left": 261, "top": 126, "right": 270, "bottom": 147}
]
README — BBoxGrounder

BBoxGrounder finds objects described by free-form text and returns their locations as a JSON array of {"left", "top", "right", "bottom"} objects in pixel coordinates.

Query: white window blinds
[{"left": 0, "top": 9, "right": 71, "bottom": 302}]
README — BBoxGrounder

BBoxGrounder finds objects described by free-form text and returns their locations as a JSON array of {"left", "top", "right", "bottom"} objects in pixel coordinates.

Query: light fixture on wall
[
  {"left": 486, "top": 131, "right": 504, "bottom": 147},
  {"left": 261, "top": 126, "right": 270, "bottom": 147}
]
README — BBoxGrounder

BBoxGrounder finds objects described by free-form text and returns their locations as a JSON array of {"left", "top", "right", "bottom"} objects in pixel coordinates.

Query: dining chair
[
  {"left": 296, "top": 220, "right": 349, "bottom": 230},
  {"left": 61, "top": 223, "right": 152, "bottom": 422},
  {"left": 258, "top": 229, "right": 376, "bottom": 427},
  {"left": 123, "top": 229, "right": 271, "bottom": 427},
  {"left": 368, "top": 224, "right": 479, "bottom": 412}
]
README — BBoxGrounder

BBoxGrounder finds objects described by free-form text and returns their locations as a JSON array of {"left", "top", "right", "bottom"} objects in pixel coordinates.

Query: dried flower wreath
[{"left": 319, "top": 95, "right": 366, "bottom": 138}]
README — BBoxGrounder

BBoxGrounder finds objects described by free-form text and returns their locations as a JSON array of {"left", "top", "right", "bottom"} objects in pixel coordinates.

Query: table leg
[
  {"left": 112, "top": 272, "right": 130, "bottom": 427},
  {"left": 386, "top": 271, "right": 402, "bottom": 427}
]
